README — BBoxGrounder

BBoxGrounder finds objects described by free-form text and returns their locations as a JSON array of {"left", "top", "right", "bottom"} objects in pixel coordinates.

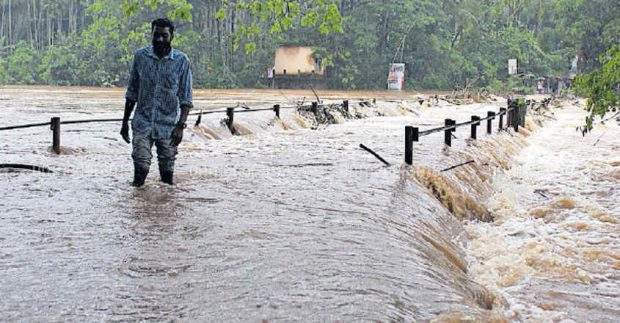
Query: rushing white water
[
  {"left": 465, "top": 100, "right": 620, "bottom": 322},
  {"left": 0, "top": 87, "right": 617, "bottom": 322}
]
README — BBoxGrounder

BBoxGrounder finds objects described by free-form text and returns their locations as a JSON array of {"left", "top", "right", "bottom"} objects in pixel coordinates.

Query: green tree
[
  {"left": 215, "top": 0, "right": 343, "bottom": 53},
  {"left": 574, "top": 45, "right": 620, "bottom": 134},
  {"left": 0, "top": 0, "right": 618, "bottom": 90},
  {"left": 3, "top": 41, "right": 39, "bottom": 84}
]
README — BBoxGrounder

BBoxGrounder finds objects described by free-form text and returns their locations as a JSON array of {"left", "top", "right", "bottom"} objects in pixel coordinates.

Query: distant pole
[
  {"left": 273, "top": 104, "right": 280, "bottom": 118},
  {"left": 444, "top": 119, "right": 454, "bottom": 147},
  {"left": 51, "top": 117, "right": 60, "bottom": 154},
  {"left": 499, "top": 108, "right": 505, "bottom": 130},
  {"left": 513, "top": 105, "right": 520, "bottom": 132},
  {"left": 487, "top": 111, "right": 495, "bottom": 134},
  {"left": 226, "top": 107, "right": 235, "bottom": 134},
  {"left": 519, "top": 99, "right": 527, "bottom": 127},
  {"left": 405, "top": 126, "right": 414, "bottom": 165},
  {"left": 195, "top": 110, "right": 203, "bottom": 126},
  {"left": 470, "top": 116, "right": 480, "bottom": 140},
  {"left": 507, "top": 99, "right": 513, "bottom": 128}
]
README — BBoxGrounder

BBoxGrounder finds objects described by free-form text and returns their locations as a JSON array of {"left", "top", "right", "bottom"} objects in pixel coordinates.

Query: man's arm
[
  {"left": 177, "top": 104, "right": 191, "bottom": 126},
  {"left": 177, "top": 56, "right": 193, "bottom": 111},
  {"left": 120, "top": 99, "right": 136, "bottom": 144},
  {"left": 170, "top": 56, "right": 193, "bottom": 147},
  {"left": 170, "top": 105, "right": 190, "bottom": 147},
  {"left": 121, "top": 51, "right": 140, "bottom": 144}
]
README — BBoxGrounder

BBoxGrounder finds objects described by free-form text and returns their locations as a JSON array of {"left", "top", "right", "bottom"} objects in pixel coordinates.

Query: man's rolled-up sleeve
[
  {"left": 178, "top": 57, "right": 193, "bottom": 109},
  {"left": 125, "top": 52, "right": 140, "bottom": 102}
]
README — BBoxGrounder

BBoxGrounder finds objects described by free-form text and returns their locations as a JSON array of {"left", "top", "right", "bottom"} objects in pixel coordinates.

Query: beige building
[{"left": 274, "top": 46, "right": 324, "bottom": 76}]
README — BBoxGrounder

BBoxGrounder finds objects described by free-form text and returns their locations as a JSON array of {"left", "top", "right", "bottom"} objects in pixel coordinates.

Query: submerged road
[{"left": 1, "top": 87, "right": 618, "bottom": 322}]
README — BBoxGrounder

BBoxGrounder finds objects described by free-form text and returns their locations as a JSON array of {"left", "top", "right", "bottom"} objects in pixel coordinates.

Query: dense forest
[{"left": 0, "top": 0, "right": 618, "bottom": 91}]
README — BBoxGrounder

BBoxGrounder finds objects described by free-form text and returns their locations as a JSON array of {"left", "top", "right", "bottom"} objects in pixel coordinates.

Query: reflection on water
[{"left": 0, "top": 88, "right": 617, "bottom": 321}]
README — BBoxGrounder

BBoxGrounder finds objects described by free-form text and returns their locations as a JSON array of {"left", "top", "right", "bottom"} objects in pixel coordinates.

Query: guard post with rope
[
  {"left": 404, "top": 98, "right": 530, "bottom": 165},
  {"left": 0, "top": 99, "right": 372, "bottom": 156}
]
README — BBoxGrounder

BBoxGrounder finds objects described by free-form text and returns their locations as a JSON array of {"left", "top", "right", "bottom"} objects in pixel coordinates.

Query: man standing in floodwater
[{"left": 120, "top": 18, "right": 193, "bottom": 187}]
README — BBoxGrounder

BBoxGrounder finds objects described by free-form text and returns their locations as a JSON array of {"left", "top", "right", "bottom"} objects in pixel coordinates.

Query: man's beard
[{"left": 153, "top": 40, "right": 171, "bottom": 57}]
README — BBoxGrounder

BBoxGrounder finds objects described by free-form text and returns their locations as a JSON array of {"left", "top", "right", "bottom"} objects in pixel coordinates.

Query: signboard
[
  {"left": 387, "top": 63, "right": 405, "bottom": 91},
  {"left": 508, "top": 59, "right": 518, "bottom": 75}
]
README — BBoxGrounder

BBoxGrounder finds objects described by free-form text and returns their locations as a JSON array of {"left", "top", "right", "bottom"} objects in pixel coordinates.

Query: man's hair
[{"left": 151, "top": 18, "right": 174, "bottom": 35}]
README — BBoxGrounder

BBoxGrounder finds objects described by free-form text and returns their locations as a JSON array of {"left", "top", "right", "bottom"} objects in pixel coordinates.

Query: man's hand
[
  {"left": 120, "top": 122, "right": 130, "bottom": 143},
  {"left": 171, "top": 105, "right": 190, "bottom": 147},
  {"left": 170, "top": 126, "right": 184, "bottom": 147},
  {"left": 121, "top": 99, "right": 135, "bottom": 144}
]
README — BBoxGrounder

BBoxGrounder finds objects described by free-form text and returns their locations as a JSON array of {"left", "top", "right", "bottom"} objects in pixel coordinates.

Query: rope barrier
[
  {"left": 0, "top": 98, "right": 371, "bottom": 155},
  {"left": 403, "top": 97, "right": 545, "bottom": 166},
  {"left": 0, "top": 121, "right": 52, "bottom": 131},
  {"left": 0, "top": 163, "right": 53, "bottom": 173},
  {"left": 235, "top": 107, "right": 278, "bottom": 113},
  {"left": 418, "top": 107, "right": 511, "bottom": 137},
  {"left": 0, "top": 100, "right": 365, "bottom": 132}
]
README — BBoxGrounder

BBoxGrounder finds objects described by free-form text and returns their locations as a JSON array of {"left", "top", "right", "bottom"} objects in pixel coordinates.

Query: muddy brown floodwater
[{"left": 0, "top": 86, "right": 618, "bottom": 322}]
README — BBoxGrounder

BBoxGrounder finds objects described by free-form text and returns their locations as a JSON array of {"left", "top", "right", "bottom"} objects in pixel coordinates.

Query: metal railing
[{"left": 404, "top": 98, "right": 527, "bottom": 165}]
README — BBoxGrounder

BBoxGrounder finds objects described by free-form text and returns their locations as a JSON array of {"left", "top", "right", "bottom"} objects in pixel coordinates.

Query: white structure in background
[
  {"left": 508, "top": 59, "right": 518, "bottom": 75},
  {"left": 569, "top": 54, "right": 580, "bottom": 79},
  {"left": 387, "top": 63, "right": 405, "bottom": 91}
]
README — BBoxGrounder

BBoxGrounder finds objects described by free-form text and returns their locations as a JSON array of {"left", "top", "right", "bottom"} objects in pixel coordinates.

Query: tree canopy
[
  {"left": 574, "top": 45, "right": 620, "bottom": 134},
  {"left": 0, "top": 0, "right": 618, "bottom": 92}
]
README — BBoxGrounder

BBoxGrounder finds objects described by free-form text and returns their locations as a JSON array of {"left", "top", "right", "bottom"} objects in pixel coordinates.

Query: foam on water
[
  {"left": 464, "top": 100, "right": 620, "bottom": 322},
  {"left": 1, "top": 87, "right": 617, "bottom": 321}
]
